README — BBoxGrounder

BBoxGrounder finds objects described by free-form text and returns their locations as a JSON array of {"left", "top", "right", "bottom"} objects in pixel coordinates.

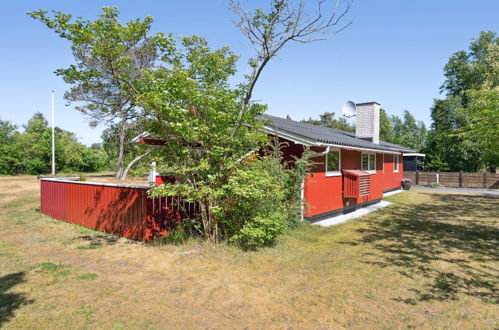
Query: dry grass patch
[{"left": 0, "top": 176, "right": 497, "bottom": 329}]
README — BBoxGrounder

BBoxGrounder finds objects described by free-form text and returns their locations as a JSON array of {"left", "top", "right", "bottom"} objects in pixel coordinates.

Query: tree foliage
[
  {"left": 0, "top": 114, "right": 109, "bottom": 175},
  {"left": 441, "top": 31, "right": 499, "bottom": 97},
  {"left": 301, "top": 112, "right": 354, "bottom": 132},
  {"left": 142, "top": 35, "right": 271, "bottom": 243},
  {"left": 425, "top": 31, "right": 498, "bottom": 172}
]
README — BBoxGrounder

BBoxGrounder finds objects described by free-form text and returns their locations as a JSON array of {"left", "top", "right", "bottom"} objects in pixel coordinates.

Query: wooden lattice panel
[{"left": 358, "top": 175, "right": 371, "bottom": 196}]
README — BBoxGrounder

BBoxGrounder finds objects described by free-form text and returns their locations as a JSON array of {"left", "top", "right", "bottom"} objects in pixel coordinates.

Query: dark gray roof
[{"left": 262, "top": 114, "right": 413, "bottom": 153}]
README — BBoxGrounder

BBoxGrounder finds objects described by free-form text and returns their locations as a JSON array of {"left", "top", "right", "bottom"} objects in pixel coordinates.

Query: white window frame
[
  {"left": 325, "top": 149, "right": 341, "bottom": 177},
  {"left": 361, "top": 152, "right": 376, "bottom": 174},
  {"left": 394, "top": 154, "right": 399, "bottom": 173}
]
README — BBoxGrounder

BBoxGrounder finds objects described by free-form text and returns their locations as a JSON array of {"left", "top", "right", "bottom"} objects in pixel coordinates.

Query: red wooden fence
[{"left": 40, "top": 179, "right": 199, "bottom": 241}]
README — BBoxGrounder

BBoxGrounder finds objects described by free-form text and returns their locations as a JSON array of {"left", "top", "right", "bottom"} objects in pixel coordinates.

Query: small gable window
[
  {"left": 361, "top": 153, "right": 376, "bottom": 172},
  {"left": 326, "top": 150, "right": 341, "bottom": 176}
]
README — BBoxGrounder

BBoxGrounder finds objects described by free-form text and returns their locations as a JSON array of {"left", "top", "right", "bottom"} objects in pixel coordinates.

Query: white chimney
[{"left": 355, "top": 102, "right": 380, "bottom": 144}]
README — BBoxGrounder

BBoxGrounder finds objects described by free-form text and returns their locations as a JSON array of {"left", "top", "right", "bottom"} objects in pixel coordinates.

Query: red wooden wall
[
  {"left": 272, "top": 137, "right": 404, "bottom": 218},
  {"left": 40, "top": 179, "right": 198, "bottom": 241},
  {"left": 303, "top": 149, "right": 403, "bottom": 217}
]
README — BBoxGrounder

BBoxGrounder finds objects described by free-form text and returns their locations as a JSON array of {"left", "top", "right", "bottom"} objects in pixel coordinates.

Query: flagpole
[{"left": 51, "top": 91, "right": 55, "bottom": 176}]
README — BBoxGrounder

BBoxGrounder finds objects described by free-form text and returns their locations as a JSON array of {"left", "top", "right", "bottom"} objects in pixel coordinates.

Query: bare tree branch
[{"left": 228, "top": 0, "right": 354, "bottom": 134}]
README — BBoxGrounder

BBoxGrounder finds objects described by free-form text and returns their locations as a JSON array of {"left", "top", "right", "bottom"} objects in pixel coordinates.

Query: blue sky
[{"left": 0, "top": 0, "right": 497, "bottom": 146}]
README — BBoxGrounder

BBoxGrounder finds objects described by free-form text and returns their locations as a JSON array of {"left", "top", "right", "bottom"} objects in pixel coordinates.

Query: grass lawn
[{"left": 0, "top": 176, "right": 498, "bottom": 329}]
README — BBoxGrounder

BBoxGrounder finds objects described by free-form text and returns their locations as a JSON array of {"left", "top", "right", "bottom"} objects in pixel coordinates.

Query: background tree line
[{"left": 0, "top": 113, "right": 109, "bottom": 175}]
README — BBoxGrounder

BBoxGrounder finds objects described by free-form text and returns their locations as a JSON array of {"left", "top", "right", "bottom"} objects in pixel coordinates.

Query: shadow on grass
[
  {"left": 77, "top": 234, "right": 121, "bottom": 246},
  {"left": 0, "top": 272, "right": 34, "bottom": 326},
  {"left": 346, "top": 193, "right": 498, "bottom": 304}
]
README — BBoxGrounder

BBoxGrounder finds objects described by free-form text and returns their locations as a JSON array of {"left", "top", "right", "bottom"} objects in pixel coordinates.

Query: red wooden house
[
  {"left": 138, "top": 101, "right": 413, "bottom": 222},
  {"left": 261, "top": 102, "right": 412, "bottom": 222}
]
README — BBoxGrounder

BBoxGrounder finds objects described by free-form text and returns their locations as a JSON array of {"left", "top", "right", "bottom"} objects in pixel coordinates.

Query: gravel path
[{"left": 412, "top": 185, "right": 499, "bottom": 196}]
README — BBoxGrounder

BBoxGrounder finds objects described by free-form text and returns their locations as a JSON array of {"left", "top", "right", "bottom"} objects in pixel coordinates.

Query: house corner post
[{"left": 415, "top": 170, "right": 419, "bottom": 185}]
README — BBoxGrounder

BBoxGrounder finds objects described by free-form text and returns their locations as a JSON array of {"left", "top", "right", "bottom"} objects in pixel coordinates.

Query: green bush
[{"left": 221, "top": 142, "right": 312, "bottom": 250}]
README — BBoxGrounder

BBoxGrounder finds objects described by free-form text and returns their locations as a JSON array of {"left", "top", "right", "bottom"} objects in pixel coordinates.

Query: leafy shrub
[{"left": 221, "top": 141, "right": 313, "bottom": 250}]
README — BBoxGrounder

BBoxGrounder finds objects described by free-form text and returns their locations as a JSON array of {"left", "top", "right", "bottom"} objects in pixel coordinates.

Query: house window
[
  {"left": 394, "top": 154, "right": 399, "bottom": 172},
  {"left": 361, "top": 153, "right": 376, "bottom": 172},
  {"left": 325, "top": 150, "right": 341, "bottom": 176}
]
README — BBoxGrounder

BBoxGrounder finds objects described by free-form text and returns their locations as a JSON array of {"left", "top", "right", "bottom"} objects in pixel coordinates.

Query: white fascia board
[
  {"left": 131, "top": 131, "right": 152, "bottom": 143},
  {"left": 320, "top": 142, "right": 401, "bottom": 155},
  {"left": 403, "top": 153, "right": 426, "bottom": 157},
  {"left": 263, "top": 126, "right": 316, "bottom": 146}
]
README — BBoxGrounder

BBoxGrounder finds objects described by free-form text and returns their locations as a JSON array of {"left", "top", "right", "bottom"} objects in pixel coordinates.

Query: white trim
[
  {"left": 264, "top": 126, "right": 402, "bottom": 155},
  {"left": 131, "top": 131, "right": 152, "bottom": 143},
  {"left": 313, "top": 201, "right": 392, "bottom": 227},
  {"left": 383, "top": 188, "right": 402, "bottom": 197},
  {"left": 403, "top": 153, "right": 425, "bottom": 157},
  {"left": 325, "top": 148, "right": 341, "bottom": 177},
  {"left": 40, "top": 178, "right": 150, "bottom": 189},
  {"left": 361, "top": 152, "right": 376, "bottom": 172},
  {"left": 263, "top": 126, "right": 315, "bottom": 146},
  {"left": 382, "top": 153, "right": 385, "bottom": 174},
  {"left": 394, "top": 154, "right": 399, "bottom": 173}
]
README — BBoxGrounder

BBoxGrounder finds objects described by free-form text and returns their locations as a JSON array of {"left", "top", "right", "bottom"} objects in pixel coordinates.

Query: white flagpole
[{"left": 51, "top": 91, "right": 55, "bottom": 176}]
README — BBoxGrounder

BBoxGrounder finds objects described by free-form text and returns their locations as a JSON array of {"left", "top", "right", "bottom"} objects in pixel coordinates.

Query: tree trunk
[
  {"left": 121, "top": 151, "right": 150, "bottom": 180},
  {"left": 200, "top": 199, "right": 218, "bottom": 243},
  {"left": 116, "top": 118, "right": 127, "bottom": 180}
]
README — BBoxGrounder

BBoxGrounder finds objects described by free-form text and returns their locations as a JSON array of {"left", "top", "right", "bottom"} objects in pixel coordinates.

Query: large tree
[
  {"left": 141, "top": 36, "right": 268, "bottom": 243},
  {"left": 425, "top": 30, "right": 498, "bottom": 171},
  {"left": 441, "top": 31, "right": 499, "bottom": 97},
  {"left": 28, "top": 7, "right": 169, "bottom": 179}
]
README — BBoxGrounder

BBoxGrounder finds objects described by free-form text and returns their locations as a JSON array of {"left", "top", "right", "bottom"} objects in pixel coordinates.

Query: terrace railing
[{"left": 40, "top": 179, "right": 199, "bottom": 241}]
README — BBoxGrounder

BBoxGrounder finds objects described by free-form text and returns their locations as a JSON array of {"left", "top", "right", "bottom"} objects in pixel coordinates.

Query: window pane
[
  {"left": 369, "top": 154, "right": 375, "bottom": 171},
  {"left": 327, "top": 151, "right": 339, "bottom": 171},
  {"left": 394, "top": 155, "right": 399, "bottom": 171},
  {"left": 361, "top": 154, "right": 369, "bottom": 170}
]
